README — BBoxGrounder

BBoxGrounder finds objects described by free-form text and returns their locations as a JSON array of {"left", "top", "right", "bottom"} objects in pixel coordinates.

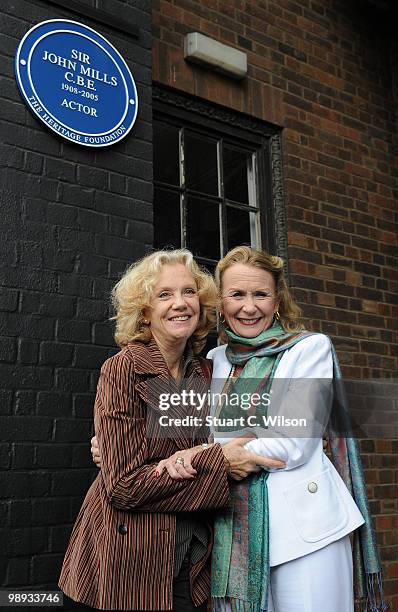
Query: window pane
[
  {"left": 186, "top": 196, "right": 220, "bottom": 260},
  {"left": 185, "top": 132, "right": 218, "bottom": 195},
  {"left": 154, "top": 122, "right": 180, "bottom": 185},
  {"left": 226, "top": 206, "right": 251, "bottom": 250},
  {"left": 223, "top": 146, "right": 249, "bottom": 204},
  {"left": 154, "top": 188, "right": 181, "bottom": 249}
]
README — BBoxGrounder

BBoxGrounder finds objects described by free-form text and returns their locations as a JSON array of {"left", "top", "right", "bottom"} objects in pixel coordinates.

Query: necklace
[
  {"left": 214, "top": 364, "right": 237, "bottom": 421},
  {"left": 169, "top": 355, "right": 185, "bottom": 381}
]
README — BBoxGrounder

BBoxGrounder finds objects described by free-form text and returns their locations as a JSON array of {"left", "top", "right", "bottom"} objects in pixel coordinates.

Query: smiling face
[
  {"left": 144, "top": 263, "right": 200, "bottom": 352},
  {"left": 220, "top": 263, "right": 278, "bottom": 338}
]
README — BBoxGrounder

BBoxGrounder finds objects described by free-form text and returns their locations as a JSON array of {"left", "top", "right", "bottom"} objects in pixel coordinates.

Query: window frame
[{"left": 153, "top": 86, "right": 289, "bottom": 278}]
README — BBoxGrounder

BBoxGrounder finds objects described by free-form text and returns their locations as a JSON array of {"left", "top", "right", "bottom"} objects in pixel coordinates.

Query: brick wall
[
  {"left": 0, "top": 0, "right": 152, "bottom": 606},
  {"left": 153, "top": 0, "right": 398, "bottom": 606}
]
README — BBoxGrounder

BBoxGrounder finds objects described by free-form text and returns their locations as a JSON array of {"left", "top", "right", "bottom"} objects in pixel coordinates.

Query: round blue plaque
[{"left": 15, "top": 19, "right": 138, "bottom": 147}]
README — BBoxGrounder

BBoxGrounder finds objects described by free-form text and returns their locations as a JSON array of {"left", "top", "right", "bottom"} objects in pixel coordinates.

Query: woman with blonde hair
[
  {"left": 60, "top": 248, "right": 283, "bottom": 611},
  {"left": 158, "top": 246, "right": 385, "bottom": 612}
]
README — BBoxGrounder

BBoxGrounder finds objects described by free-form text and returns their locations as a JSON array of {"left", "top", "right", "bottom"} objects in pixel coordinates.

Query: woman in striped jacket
[{"left": 59, "top": 248, "right": 283, "bottom": 611}]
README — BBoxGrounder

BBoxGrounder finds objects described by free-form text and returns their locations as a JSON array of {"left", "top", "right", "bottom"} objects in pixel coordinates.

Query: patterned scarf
[{"left": 211, "top": 322, "right": 387, "bottom": 612}]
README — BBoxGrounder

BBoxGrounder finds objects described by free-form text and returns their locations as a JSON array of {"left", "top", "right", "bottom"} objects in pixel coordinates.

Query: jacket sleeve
[
  {"left": 95, "top": 352, "right": 230, "bottom": 512},
  {"left": 244, "top": 334, "right": 333, "bottom": 470}
]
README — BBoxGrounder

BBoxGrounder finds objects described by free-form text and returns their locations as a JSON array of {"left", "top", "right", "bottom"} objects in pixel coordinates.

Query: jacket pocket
[{"left": 283, "top": 467, "right": 349, "bottom": 543}]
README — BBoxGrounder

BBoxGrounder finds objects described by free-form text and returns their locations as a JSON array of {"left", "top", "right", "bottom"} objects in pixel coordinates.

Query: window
[{"left": 153, "top": 89, "right": 286, "bottom": 273}]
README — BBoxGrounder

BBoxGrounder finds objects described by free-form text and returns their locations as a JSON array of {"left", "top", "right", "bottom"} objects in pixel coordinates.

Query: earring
[
  {"left": 219, "top": 314, "right": 225, "bottom": 324},
  {"left": 275, "top": 310, "right": 281, "bottom": 321},
  {"left": 143, "top": 318, "right": 149, "bottom": 325}
]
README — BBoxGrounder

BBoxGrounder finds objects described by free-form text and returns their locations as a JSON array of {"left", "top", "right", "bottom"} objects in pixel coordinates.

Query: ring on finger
[{"left": 175, "top": 457, "right": 185, "bottom": 466}]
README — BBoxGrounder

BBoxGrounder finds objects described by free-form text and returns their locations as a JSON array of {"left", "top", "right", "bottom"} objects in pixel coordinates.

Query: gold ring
[{"left": 175, "top": 457, "right": 185, "bottom": 466}]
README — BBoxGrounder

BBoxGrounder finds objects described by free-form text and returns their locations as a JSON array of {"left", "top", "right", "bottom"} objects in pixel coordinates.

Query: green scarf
[{"left": 211, "top": 322, "right": 386, "bottom": 611}]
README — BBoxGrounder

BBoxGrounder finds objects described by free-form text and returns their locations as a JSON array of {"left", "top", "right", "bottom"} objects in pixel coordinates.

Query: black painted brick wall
[{"left": 0, "top": 0, "right": 152, "bottom": 606}]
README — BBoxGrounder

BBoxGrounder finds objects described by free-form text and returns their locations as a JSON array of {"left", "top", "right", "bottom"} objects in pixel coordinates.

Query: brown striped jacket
[{"left": 59, "top": 339, "right": 230, "bottom": 610}]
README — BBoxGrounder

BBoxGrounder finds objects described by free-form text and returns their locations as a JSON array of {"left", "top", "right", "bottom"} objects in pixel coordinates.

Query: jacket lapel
[{"left": 132, "top": 339, "right": 211, "bottom": 449}]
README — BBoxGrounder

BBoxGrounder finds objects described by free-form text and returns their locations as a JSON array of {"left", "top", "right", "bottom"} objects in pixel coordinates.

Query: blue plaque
[{"left": 15, "top": 19, "right": 138, "bottom": 147}]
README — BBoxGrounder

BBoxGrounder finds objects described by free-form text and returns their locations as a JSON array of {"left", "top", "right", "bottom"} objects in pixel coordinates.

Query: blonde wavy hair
[
  {"left": 111, "top": 249, "right": 218, "bottom": 354},
  {"left": 215, "top": 246, "right": 304, "bottom": 341}
]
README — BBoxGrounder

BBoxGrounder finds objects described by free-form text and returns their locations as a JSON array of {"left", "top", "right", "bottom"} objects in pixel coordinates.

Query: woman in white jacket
[{"left": 207, "top": 246, "right": 365, "bottom": 612}]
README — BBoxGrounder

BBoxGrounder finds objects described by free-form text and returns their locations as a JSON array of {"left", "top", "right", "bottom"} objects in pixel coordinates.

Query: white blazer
[{"left": 207, "top": 334, "right": 364, "bottom": 567}]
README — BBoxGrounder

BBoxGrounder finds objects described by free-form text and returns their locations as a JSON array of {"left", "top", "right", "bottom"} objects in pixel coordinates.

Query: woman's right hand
[
  {"left": 156, "top": 446, "right": 200, "bottom": 480},
  {"left": 222, "top": 437, "right": 285, "bottom": 480},
  {"left": 91, "top": 431, "right": 285, "bottom": 480},
  {"left": 91, "top": 436, "right": 101, "bottom": 468}
]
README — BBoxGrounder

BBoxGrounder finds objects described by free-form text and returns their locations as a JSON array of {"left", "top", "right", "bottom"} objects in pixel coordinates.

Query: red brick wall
[{"left": 152, "top": 0, "right": 398, "bottom": 606}]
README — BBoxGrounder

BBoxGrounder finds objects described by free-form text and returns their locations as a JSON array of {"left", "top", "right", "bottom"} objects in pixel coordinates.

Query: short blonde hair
[
  {"left": 215, "top": 246, "right": 304, "bottom": 340},
  {"left": 112, "top": 249, "right": 217, "bottom": 354}
]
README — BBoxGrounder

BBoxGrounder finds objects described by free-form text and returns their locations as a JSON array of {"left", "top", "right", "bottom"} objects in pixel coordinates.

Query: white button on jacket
[{"left": 207, "top": 334, "right": 364, "bottom": 567}]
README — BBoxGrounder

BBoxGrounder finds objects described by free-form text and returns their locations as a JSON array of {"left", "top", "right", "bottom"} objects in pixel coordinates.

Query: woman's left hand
[{"left": 156, "top": 447, "right": 202, "bottom": 480}]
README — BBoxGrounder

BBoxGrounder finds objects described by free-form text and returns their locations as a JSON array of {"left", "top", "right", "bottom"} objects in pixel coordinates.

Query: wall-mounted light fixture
[{"left": 184, "top": 32, "right": 247, "bottom": 79}]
